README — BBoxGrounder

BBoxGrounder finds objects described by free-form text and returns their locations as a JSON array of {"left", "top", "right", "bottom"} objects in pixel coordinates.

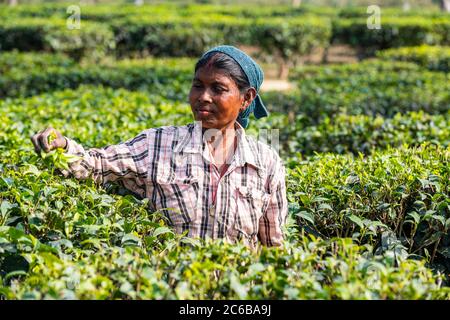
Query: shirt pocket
[
  {"left": 233, "top": 185, "right": 271, "bottom": 244},
  {"left": 155, "top": 170, "right": 199, "bottom": 227}
]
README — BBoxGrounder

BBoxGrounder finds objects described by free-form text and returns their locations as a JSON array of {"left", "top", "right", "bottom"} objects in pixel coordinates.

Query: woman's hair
[{"left": 194, "top": 51, "right": 250, "bottom": 94}]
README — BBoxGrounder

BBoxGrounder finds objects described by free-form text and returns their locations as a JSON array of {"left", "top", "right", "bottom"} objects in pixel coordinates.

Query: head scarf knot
[{"left": 200, "top": 45, "right": 269, "bottom": 128}]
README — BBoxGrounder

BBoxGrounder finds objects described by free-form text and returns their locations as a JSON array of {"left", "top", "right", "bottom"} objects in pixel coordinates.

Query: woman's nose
[{"left": 198, "top": 88, "right": 213, "bottom": 103}]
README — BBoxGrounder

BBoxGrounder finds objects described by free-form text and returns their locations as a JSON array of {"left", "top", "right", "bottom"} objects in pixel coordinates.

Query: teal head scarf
[{"left": 200, "top": 45, "right": 269, "bottom": 128}]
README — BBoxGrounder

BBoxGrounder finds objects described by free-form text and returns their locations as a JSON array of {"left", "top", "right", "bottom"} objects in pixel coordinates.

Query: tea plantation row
[
  {"left": 1, "top": 3, "right": 450, "bottom": 61},
  {"left": 2, "top": 51, "right": 449, "bottom": 158},
  {"left": 0, "top": 85, "right": 449, "bottom": 299},
  {"left": 0, "top": 42, "right": 449, "bottom": 298}
]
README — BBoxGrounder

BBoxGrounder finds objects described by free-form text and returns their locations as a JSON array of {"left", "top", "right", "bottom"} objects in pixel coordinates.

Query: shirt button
[{"left": 209, "top": 205, "right": 215, "bottom": 217}]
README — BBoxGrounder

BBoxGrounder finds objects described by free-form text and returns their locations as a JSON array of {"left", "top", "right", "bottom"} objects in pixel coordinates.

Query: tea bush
[
  {"left": 0, "top": 86, "right": 193, "bottom": 147},
  {"left": 1, "top": 84, "right": 449, "bottom": 299},
  {"left": 1, "top": 4, "right": 449, "bottom": 299},
  {"left": 0, "top": 52, "right": 194, "bottom": 99},
  {"left": 0, "top": 51, "right": 75, "bottom": 72},
  {"left": 270, "top": 60, "right": 450, "bottom": 123},
  {"left": 337, "top": 7, "right": 446, "bottom": 19},
  {"left": 2, "top": 235, "right": 448, "bottom": 300},
  {"left": 2, "top": 3, "right": 449, "bottom": 60},
  {"left": 287, "top": 144, "right": 450, "bottom": 274},
  {"left": 0, "top": 18, "right": 115, "bottom": 61},
  {"left": 0, "top": 3, "right": 336, "bottom": 21},
  {"left": 110, "top": 15, "right": 331, "bottom": 62},
  {"left": 377, "top": 45, "right": 450, "bottom": 72},
  {"left": 0, "top": 10, "right": 331, "bottom": 63},
  {"left": 332, "top": 17, "right": 450, "bottom": 55},
  {"left": 2, "top": 53, "right": 448, "bottom": 159},
  {"left": 0, "top": 3, "right": 68, "bottom": 19},
  {"left": 262, "top": 111, "right": 450, "bottom": 157}
]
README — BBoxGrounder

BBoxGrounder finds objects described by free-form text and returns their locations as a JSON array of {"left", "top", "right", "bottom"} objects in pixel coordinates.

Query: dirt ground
[
  {"left": 260, "top": 79, "right": 293, "bottom": 92},
  {"left": 239, "top": 44, "right": 359, "bottom": 92}
]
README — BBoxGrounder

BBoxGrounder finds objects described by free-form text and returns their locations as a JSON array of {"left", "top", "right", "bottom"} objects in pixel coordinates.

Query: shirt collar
[
  {"left": 234, "top": 121, "right": 263, "bottom": 171},
  {"left": 173, "top": 121, "right": 263, "bottom": 171}
]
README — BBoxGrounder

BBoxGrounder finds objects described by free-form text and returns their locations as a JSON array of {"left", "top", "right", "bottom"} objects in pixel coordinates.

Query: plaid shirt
[{"left": 62, "top": 121, "right": 288, "bottom": 248}]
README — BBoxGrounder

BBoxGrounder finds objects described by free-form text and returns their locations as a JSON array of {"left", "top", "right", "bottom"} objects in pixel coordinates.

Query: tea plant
[
  {"left": 287, "top": 144, "right": 450, "bottom": 274},
  {"left": 377, "top": 45, "right": 450, "bottom": 72}
]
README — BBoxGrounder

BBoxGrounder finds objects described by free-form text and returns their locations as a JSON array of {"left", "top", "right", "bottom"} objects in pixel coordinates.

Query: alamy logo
[
  {"left": 67, "top": 5, "right": 81, "bottom": 30},
  {"left": 367, "top": 5, "right": 381, "bottom": 30}
]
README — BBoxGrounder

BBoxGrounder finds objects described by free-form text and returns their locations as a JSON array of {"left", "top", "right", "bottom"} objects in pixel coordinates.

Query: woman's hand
[{"left": 30, "top": 127, "right": 67, "bottom": 154}]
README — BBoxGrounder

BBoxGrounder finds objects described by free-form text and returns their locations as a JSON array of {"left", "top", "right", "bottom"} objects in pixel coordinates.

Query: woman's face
[{"left": 189, "top": 66, "right": 245, "bottom": 130}]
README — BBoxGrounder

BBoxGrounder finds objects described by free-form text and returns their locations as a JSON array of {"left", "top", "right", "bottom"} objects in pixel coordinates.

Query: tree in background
[
  {"left": 403, "top": 0, "right": 411, "bottom": 10},
  {"left": 440, "top": 0, "right": 450, "bottom": 11}
]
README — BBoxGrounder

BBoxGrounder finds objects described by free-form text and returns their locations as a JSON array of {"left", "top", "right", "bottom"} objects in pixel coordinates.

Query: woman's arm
[
  {"left": 31, "top": 127, "right": 152, "bottom": 199},
  {"left": 258, "top": 158, "right": 288, "bottom": 247}
]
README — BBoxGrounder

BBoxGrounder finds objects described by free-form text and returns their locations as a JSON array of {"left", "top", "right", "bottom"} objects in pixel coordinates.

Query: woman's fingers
[
  {"left": 30, "top": 127, "right": 65, "bottom": 154},
  {"left": 30, "top": 133, "right": 42, "bottom": 153},
  {"left": 51, "top": 133, "right": 67, "bottom": 150},
  {"left": 37, "top": 128, "right": 52, "bottom": 152}
]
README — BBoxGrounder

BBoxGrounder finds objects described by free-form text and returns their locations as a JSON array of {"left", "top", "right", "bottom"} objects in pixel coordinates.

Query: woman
[{"left": 31, "top": 45, "right": 288, "bottom": 249}]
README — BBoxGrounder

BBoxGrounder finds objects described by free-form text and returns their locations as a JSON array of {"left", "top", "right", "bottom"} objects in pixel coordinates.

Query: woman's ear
[{"left": 241, "top": 87, "right": 257, "bottom": 111}]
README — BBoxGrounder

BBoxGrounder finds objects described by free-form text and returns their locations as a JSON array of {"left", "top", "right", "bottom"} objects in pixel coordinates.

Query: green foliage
[
  {"left": 110, "top": 15, "right": 331, "bottom": 62},
  {"left": 0, "top": 50, "right": 75, "bottom": 72},
  {"left": 4, "top": 53, "right": 447, "bottom": 161},
  {"left": 287, "top": 144, "right": 450, "bottom": 272},
  {"left": 265, "top": 111, "right": 450, "bottom": 157},
  {"left": 110, "top": 15, "right": 229, "bottom": 58},
  {"left": 0, "top": 3, "right": 337, "bottom": 21},
  {"left": 249, "top": 17, "right": 331, "bottom": 66},
  {"left": 0, "top": 3, "right": 68, "bottom": 19},
  {"left": 279, "top": 60, "right": 450, "bottom": 122},
  {"left": 1, "top": 231, "right": 448, "bottom": 299},
  {"left": 0, "top": 85, "right": 193, "bottom": 147},
  {"left": 332, "top": 17, "right": 450, "bottom": 55},
  {"left": 0, "top": 52, "right": 194, "bottom": 98},
  {"left": 1, "top": 3, "right": 448, "bottom": 60},
  {"left": 0, "top": 18, "right": 115, "bottom": 61},
  {"left": 1, "top": 81, "right": 449, "bottom": 299},
  {"left": 337, "top": 6, "right": 446, "bottom": 19},
  {"left": 1, "top": 3, "right": 449, "bottom": 298},
  {"left": 0, "top": 5, "right": 331, "bottom": 62},
  {"left": 377, "top": 45, "right": 450, "bottom": 72}
]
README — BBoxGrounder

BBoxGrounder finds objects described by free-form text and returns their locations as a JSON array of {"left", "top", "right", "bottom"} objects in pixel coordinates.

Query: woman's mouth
[{"left": 196, "top": 107, "right": 214, "bottom": 117}]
